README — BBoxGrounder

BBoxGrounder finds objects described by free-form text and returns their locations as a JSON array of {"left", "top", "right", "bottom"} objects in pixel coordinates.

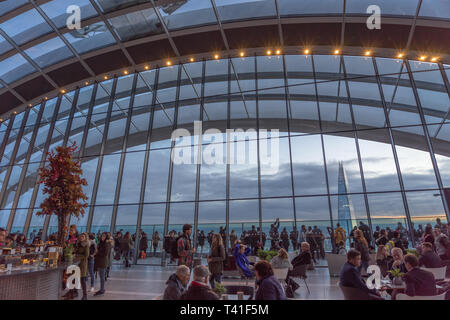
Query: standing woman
[
  {"left": 106, "top": 232, "right": 114, "bottom": 279},
  {"left": 120, "top": 232, "right": 133, "bottom": 268},
  {"left": 94, "top": 232, "right": 112, "bottom": 296},
  {"left": 354, "top": 229, "right": 370, "bottom": 273},
  {"left": 208, "top": 233, "right": 226, "bottom": 289},
  {"left": 75, "top": 232, "right": 90, "bottom": 300}
]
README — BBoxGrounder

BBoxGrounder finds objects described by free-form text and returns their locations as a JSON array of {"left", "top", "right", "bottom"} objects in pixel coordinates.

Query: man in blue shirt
[{"left": 340, "top": 249, "right": 384, "bottom": 300}]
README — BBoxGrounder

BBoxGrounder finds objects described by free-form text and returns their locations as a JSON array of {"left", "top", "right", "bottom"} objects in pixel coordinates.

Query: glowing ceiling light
[
  {"left": 144, "top": 65, "right": 149, "bottom": 70},
  {"left": 214, "top": 54, "right": 219, "bottom": 60},
  {"left": 28, "top": 104, "right": 32, "bottom": 107},
  {"left": 123, "top": 70, "right": 128, "bottom": 75},
  {"left": 85, "top": 81, "right": 89, "bottom": 85},
  {"left": 304, "top": 49, "right": 310, "bottom": 55},
  {"left": 104, "top": 75, "right": 108, "bottom": 80},
  {"left": 61, "top": 89, "right": 66, "bottom": 94},
  {"left": 240, "top": 51, "right": 245, "bottom": 57},
  {"left": 431, "top": 57, "right": 438, "bottom": 62},
  {"left": 275, "top": 49, "right": 281, "bottom": 55},
  {"left": 266, "top": 50, "right": 272, "bottom": 55},
  {"left": 190, "top": 58, "right": 195, "bottom": 62},
  {"left": 334, "top": 49, "right": 340, "bottom": 55},
  {"left": 419, "top": 56, "right": 426, "bottom": 61},
  {"left": 365, "top": 50, "right": 371, "bottom": 56},
  {"left": 13, "top": 111, "right": 17, "bottom": 115},
  {"left": 166, "top": 61, "right": 172, "bottom": 66},
  {"left": 397, "top": 53, "right": 404, "bottom": 58}
]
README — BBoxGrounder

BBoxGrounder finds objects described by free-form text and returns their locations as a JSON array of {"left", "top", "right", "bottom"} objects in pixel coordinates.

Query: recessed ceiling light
[
  {"left": 266, "top": 50, "right": 272, "bottom": 55},
  {"left": 123, "top": 70, "right": 128, "bottom": 75},
  {"left": 240, "top": 52, "right": 245, "bottom": 57},
  {"left": 190, "top": 58, "right": 195, "bottom": 62},
  {"left": 61, "top": 89, "right": 66, "bottom": 94},
  {"left": 104, "top": 75, "right": 108, "bottom": 80},
  {"left": 365, "top": 50, "right": 371, "bottom": 56},
  {"left": 431, "top": 57, "right": 438, "bottom": 62},
  {"left": 166, "top": 61, "right": 172, "bottom": 66},
  {"left": 144, "top": 65, "right": 149, "bottom": 70},
  {"left": 214, "top": 54, "right": 219, "bottom": 59},
  {"left": 304, "top": 49, "right": 310, "bottom": 54},
  {"left": 334, "top": 49, "right": 340, "bottom": 55},
  {"left": 275, "top": 49, "right": 281, "bottom": 55}
]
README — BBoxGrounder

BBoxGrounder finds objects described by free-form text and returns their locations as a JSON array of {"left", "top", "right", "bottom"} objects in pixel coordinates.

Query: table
[
  {"left": 221, "top": 294, "right": 251, "bottom": 300},
  {"left": 0, "top": 265, "right": 66, "bottom": 300}
]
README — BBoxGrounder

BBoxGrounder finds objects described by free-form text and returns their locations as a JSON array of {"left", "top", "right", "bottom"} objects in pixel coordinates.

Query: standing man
[
  {"left": 177, "top": 224, "right": 196, "bottom": 267},
  {"left": 290, "top": 227, "right": 299, "bottom": 252}
]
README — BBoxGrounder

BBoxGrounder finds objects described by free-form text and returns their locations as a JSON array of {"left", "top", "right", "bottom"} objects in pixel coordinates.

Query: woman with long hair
[
  {"left": 270, "top": 248, "right": 292, "bottom": 270},
  {"left": 354, "top": 229, "right": 370, "bottom": 273},
  {"left": 120, "top": 231, "right": 134, "bottom": 268},
  {"left": 208, "top": 233, "right": 226, "bottom": 289},
  {"left": 94, "top": 232, "right": 111, "bottom": 296}
]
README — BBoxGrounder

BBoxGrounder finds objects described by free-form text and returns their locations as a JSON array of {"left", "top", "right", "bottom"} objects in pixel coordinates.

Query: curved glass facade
[{"left": 0, "top": 54, "right": 449, "bottom": 259}]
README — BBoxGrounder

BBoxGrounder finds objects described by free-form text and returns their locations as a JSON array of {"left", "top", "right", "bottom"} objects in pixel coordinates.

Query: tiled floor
[{"left": 68, "top": 259, "right": 343, "bottom": 300}]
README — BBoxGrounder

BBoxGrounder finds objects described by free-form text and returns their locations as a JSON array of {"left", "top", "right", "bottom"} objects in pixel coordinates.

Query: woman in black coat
[{"left": 94, "top": 232, "right": 111, "bottom": 296}]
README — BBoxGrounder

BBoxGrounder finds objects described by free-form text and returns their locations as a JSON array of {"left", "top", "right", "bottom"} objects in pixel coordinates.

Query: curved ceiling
[{"left": 0, "top": 0, "right": 449, "bottom": 117}]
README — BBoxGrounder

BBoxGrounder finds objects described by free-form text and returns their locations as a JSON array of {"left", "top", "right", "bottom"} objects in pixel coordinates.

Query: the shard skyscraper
[{"left": 337, "top": 161, "right": 357, "bottom": 234}]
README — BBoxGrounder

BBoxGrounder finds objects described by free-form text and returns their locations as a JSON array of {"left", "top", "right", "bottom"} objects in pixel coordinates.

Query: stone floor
[{"left": 68, "top": 258, "right": 344, "bottom": 300}]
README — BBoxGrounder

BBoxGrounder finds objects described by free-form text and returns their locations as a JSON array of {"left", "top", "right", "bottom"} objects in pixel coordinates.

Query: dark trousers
[
  {"left": 209, "top": 273, "right": 222, "bottom": 289},
  {"left": 80, "top": 276, "right": 87, "bottom": 298}
]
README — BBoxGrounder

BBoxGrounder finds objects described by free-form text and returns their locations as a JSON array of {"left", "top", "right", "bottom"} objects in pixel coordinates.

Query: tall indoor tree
[{"left": 36, "top": 143, "right": 88, "bottom": 246}]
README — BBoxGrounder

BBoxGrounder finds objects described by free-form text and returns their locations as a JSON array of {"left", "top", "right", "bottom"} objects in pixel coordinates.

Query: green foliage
[
  {"left": 257, "top": 249, "right": 278, "bottom": 261},
  {"left": 213, "top": 283, "right": 227, "bottom": 296},
  {"left": 388, "top": 268, "right": 405, "bottom": 278}
]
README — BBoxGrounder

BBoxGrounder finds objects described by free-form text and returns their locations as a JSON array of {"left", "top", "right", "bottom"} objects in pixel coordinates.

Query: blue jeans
[
  {"left": 98, "top": 268, "right": 106, "bottom": 292},
  {"left": 87, "top": 259, "right": 95, "bottom": 287},
  {"left": 209, "top": 273, "right": 222, "bottom": 289}
]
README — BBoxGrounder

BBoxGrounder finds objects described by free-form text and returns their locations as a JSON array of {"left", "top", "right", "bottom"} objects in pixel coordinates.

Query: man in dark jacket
[
  {"left": 403, "top": 254, "right": 437, "bottom": 297},
  {"left": 254, "top": 260, "right": 286, "bottom": 300},
  {"left": 181, "top": 265, "right": 219, "bottom": 300},
  {"left": 419, "top": 242, "right": 442, "bottom": 268},
  {"left": 163, "top": 265, "right": 190, "bottom": 300},
  {"left": 339, "top": 249, "right": 384, "bottom": 300}
]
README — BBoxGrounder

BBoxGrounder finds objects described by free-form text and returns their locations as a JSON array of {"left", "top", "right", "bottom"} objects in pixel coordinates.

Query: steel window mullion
[
  {"left": 62, "top": 89, "right": 80, "bottom": 147},
  {"left": 25, "top": 96, "right": 62, "bottom": 238},
  {"left": 0, "top": 116, "right": 15, "bottom": 169},
  {"left": 162, "top": 65, "right": 182, "bottom": 266},
  {"left": 109, "top": 74, "right": 139, "bottom": 234},
  {"left": 7, "top": 104, "right": 45, "bottom": 232},
  {"left": 405, "top": 59, "right": 450, "bottom": 222},
  {"left": 0, "top": 108, "right": 30, "bottom": 215},
  {"left": 255, "top": 55, "right": 263, "bottom": 236},
  {"left": 372, "top": 57, "right": 416, "bottom": 246},
  {"left": 85, "top": 78, "right": 118, "bottom": 234},
  {"left": 193, "top": 60, "right": 206, "bottom": 251},
  {"left": 281, "top": 55, "right": 297, "bottom": 230},
  {"left": 133, "top": 70, "right": 159, "bottom": 264},
  {"left": 225, "top": 59, "right": 231, "bottom": 251},
  {"left": 311, "top": 55, "right": 335, "bottom": 250},
  {"left": 340, "top": 56, "right": 374, "bottom": 245},
  {"left": 432, "top": 63, "right": 450, "bottom": 139}
]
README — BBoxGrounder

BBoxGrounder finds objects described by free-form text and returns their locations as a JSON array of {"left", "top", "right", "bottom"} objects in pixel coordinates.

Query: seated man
[
  {"left": 181, "top": 265, "right": 219, "bottom": 300},
  {"left": 403, "top": 254, "right": 437, "bottom": 297},
  {"left": 339, "top": 249, "right": 384, "bottom": 300},
  {"left": 419, "top": 242, "right": 442, "bottom": 268},
  {"left": 285, "top": 242, "right": 311, "bottom": 297},
  {"left": 233, "top": 243, "right": 254, "bottom": 278},
  {"left": 163, "top": 265, "right": 190, "bottom": 300}
]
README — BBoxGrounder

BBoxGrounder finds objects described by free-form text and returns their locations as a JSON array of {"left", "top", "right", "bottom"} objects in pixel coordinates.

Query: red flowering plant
[{"left": 36, "top": 143, "right": 88, "bottom": 247}]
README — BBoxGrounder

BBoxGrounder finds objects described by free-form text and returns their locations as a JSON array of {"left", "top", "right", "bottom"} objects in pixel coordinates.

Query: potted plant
[
  {"left": 36, "top": 143, "right": 88, "bottom": 256},
  {"left": 213, "top": 282, "right": 227, "bottom": 298},
  {"left": 257, "top": 249, "right": 278, "bottom": 261},
  {"left": 388, "top": 268, "right": 405, "bottom": 285}
]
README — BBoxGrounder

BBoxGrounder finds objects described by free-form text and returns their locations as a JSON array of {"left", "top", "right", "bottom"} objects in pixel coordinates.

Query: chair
[
  {"left": 273, "top": 268, "right": 289, "bottom": 285},
  {"left": 421, "top": 266, "right": 447, "bottom": 281},
  {"left": 325, "top": 253, "right": 347, "bottom": 277},
  {"left": 247, "top": 256, "right": 257, "bottom": 263},
  {"left": 223, "top": 285, "right": 254, "bottom": 300},
  {"left": 396, "top": 292, "right": 446, "bottom": 300},
  {"left": 338, "top": 282, "right": 372, "bottom": 300},
  {"left": 290, "top": 264, "right": 310, "bottom": 294}
]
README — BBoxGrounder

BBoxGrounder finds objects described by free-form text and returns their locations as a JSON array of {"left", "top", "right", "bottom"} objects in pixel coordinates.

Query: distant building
[{"left": 337, "top": 161, "right": 357, "bottom": 234}]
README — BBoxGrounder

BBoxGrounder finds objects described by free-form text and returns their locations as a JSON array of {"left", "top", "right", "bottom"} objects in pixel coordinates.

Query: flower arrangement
[{"left": 388, "top": 268, "right": 405, "bottom": 278}]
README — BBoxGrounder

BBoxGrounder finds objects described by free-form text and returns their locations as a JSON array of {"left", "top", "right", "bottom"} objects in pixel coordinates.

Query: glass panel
[
  {"left": 91, "top": 205, "right": 114, "bottom": 234},
  {"left": 64, "top": 22, "right": 116, "bottom": 54},
  {"left": 199, "top": 141, "right": 226, "bottom": 200},
  {"left": 115, "top": 205, "right": 139, "bottom": 233},
  {"left": 406, "top": 191, "right": 446, "bottom": 227},
  {"left": 357, "top": 129, "right": 400, "bottom": 192},
  {"left": 215, "top": 0, "right": 276, "bottom": 22},
  {"left": 0, "top": 53, "right": 36, "bottom": 84},
  {"left": 261, "top": 197, "right": 294, "bottom": 250},
  {"left": 170, "top": 145, "right": 197, "bottom": 201},
  {"left": 279, "top": 0, "right": 343, "bottom": 16},
  {"left": 419, "top": 0, "right": 450, "bottom": 19},
  {"left": 41, "top": 0, "right": 98, "bottom": 28},
  {"left": 139, "top": 203, "right": 165, "bottom": 264},
  {"left": 291, "top": 134, "right": 327, "bottom": 196},
  {"left": 119, "top": 148, "right": 145, "bottom": 204},
  {"left": 0, "top": 0, "right": 28, "bottom": 16},
  {"left": 25, "top": 36, "right": 74, "bottom": 69},
  {"left": 0, "top": 33, "right": 13, "bottom": 55},
  {"left": 323, "top": 133, "right": 363, "bottom": 194},
  {"left": 346, "top": 0, "right": 419, "bottom": 16},
  {"left": 156, "top": 0, "right": 216, "bottom": 31},
  {"left": 144, "top": 148, "right": 170, "bottom": 203},
  {"left": 393, "top": 126, "right": 438, "bottom": 190},
  {"left": 0, "top": 8, "right": 52, "bottom": 45},
  {"left": 95, "top": 153, "right": 121, "bottom": 205},
  {"left": 229, "top": 135, "right": 258, "bottom": 199},
  {"left": 428, "top": 123, "right": 450, "bottom": 188},
  {"left": 94, "top": 0, "right": 148, "bottom": 13},
  {"left": 198, "top": 201, "right": 226, "bottom": 252}
]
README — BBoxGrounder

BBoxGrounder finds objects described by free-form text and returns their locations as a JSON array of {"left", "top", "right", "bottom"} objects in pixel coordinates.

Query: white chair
[
  {"left": 396, "top": 292, "right": 446, "bottom": 300},
  {"left": 421, "top": 266, "right": 447, "bottom": 281},
  {"left": 273, "top": 268, "right": 289, "bottom": 285},
  {"left": 325, "top": 253, "right": 347, "bottom": 277}
]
